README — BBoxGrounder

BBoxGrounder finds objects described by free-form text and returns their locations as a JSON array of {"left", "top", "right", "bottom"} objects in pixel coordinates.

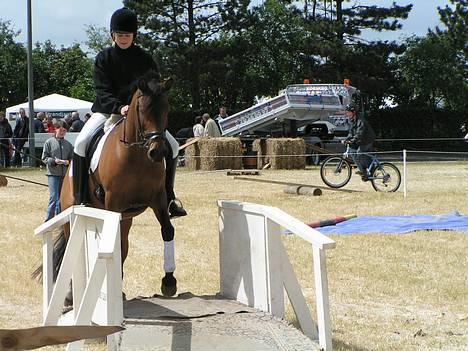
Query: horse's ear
[
  {"left": 162, "top": 78, "right": 173, "bottom": 92},
  {"left": 138, "top": 77, "right": 150, "bottom": 94}
]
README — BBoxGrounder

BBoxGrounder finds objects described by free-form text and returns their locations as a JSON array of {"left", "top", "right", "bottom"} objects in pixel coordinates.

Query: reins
[{"left": 120, "top": 93, "right": 166, "bottom": 148}]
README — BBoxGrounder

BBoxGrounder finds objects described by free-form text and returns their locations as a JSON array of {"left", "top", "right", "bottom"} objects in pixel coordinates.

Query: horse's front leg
[{"left": 153, "top": 205, "right": 177, "bottom": 297}]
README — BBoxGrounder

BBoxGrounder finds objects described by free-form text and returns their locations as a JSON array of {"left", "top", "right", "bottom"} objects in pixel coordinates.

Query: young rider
[
  {"left": 72, "top": 7, "right": 187, "bottom": 217},
  {"left": 343, "top": 102, "right": 376, "bottom": 181}
]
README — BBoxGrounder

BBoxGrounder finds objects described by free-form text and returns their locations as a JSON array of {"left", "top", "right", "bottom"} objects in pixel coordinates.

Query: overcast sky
[{"left": 1, "top": 0, "right": 450, "bottom": 51}]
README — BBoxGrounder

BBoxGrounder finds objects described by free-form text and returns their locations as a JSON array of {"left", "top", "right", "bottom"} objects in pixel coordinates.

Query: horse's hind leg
[{"left": 153, "top": 207, "right": 177, "bottom": 297}]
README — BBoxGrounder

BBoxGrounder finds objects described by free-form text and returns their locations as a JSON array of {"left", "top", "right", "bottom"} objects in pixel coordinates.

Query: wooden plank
[
  {"left": 312, "top": 246, "right": 332, "bottom": 351},
  {"left": 179, "top": 137, "right": 200, "bottom": 150},
  {"left": 280, "top": 242, "right": 318, "bottom": 340},
  {"left": 233, "top": 176, "right": 359, "bottom": 193},
  {"left": 0, "top": 326, "right": 123, "bottom": 351}
]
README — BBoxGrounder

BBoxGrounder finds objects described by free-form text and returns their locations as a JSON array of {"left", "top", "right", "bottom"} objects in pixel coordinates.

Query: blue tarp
[{"left": 317, "top": 212, "right": 468, "bottom": 235}]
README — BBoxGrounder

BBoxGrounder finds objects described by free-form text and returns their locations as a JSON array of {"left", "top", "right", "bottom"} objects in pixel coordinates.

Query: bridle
[{"left": 120, "top": 93, "right": 166, "bottom": 148}]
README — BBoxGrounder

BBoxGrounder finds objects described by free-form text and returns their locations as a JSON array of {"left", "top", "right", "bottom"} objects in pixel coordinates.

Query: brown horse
[{"left": 35, "top": 73, "right": 177, "bottom": 297}]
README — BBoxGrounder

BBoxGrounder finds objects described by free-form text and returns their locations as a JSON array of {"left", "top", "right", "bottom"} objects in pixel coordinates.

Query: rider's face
[
  {"left": 346, "top": 110, "right": 355, "bottom": 121},
  {"left": 113, "top": 32, "right": 134, "bottom": 49}
]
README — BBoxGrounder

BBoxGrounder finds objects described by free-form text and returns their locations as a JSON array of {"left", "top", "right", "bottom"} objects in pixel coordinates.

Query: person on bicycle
[
  {"left": 72, "top": 7, "right": 187, "bottom": 217},
  {"left": 343, "top": 102, "right": 376, "bottom": 181}
]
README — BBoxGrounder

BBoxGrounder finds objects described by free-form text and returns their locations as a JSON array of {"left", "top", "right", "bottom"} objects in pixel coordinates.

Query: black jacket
[
  {"left": 346, "top": 117, "right": 375, "bottom": 148},
  {"left": 0, "top": 119, "right": 13, "bottom": 144},
  {"left": 92, "top": 44, "right": 160, "bottom": 115}
]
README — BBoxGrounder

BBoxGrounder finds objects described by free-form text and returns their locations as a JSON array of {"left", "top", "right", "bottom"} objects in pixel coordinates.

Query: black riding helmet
[{"left": 110, "top": 7, "right": 137, "bottom": 34}]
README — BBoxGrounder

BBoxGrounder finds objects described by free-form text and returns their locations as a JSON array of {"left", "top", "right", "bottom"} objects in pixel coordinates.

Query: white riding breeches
[
  {"left": 74, "top": 113, "right": 108, "bottom": 157},
  {"left": 73, "top": 112, "right": 179, "bottom": 159},
  {"left": 166, "top": 130, "right": 179, "bottom": 159}
]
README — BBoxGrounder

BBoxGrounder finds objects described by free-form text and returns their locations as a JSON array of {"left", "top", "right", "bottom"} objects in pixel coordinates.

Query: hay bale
[
  {"left": 197, "top": 137, "right": 243, "bottom": 171},
  {"left": 265, "top": 138, "right": 306, "bottom": 169},
  {"left": 184, "top": 138, "right": 200, "bottom": 171},
  {"left": 0, "top": 175, "right": 7, "bottom": 187},
  {"left": 252, "top": 138, "right": 267, "bottom": 169}
]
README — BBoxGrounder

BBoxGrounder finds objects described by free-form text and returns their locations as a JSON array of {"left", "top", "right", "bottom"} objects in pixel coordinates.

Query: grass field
[{"left": 0, "top": 162, "right": 466, "bottom": 350}]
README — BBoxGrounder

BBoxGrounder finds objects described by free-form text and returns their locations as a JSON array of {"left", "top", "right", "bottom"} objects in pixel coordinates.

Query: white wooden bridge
[{"left": 35, "top": 201, "right": 336, "bottom": 350}]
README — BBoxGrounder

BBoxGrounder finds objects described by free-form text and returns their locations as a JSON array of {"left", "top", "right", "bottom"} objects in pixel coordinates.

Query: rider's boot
[
  {"left": 165, "top": 154, "right": 187, "bottom": 218},
  {"left": 72, "top": 153, "right": 89, "bottom": 205}
]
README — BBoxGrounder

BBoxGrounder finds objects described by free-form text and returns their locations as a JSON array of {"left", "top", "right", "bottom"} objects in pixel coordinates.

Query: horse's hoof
[{"left": 161, "top": 273, "right": 177, "bottom": 297}]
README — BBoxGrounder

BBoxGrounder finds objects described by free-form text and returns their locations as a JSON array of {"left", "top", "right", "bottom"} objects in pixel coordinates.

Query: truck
[{"left": 218, "top": 81, "right": 361, "bottom": 164}]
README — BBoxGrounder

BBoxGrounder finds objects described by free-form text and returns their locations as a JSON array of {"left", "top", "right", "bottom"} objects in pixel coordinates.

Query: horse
[{"left": 33, "top": 72, "right": 177, "bottom": 299}]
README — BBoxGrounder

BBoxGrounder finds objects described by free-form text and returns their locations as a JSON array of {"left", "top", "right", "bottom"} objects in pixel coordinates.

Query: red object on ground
[{"left": 307, "top": 214, "right": 356, "bottom": 228}]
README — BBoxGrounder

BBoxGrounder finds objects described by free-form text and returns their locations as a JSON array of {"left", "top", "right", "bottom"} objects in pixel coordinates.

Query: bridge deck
[{"left": 119, "top": 293, "right": 319, "bottom": 351}]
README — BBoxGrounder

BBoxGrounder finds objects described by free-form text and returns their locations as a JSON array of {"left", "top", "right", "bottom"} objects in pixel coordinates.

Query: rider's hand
[{"left": 120, "top": 105, "right": 129, "bottom": 116}]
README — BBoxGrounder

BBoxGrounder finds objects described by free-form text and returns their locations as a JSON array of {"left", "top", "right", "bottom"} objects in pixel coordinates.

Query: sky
[{"left": 0, "top": 0, "right": 451, "bottom": 50}]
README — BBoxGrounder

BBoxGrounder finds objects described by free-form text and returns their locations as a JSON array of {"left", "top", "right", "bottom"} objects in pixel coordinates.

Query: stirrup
[{"left": 168, "top": 199, "right": 187, "bottom": 218}]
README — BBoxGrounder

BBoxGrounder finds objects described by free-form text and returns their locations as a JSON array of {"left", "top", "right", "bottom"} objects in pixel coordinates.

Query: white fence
[
  {"left": 34, "top": 206, "right": 123, "bottom": 351},
  {"left": 218, "top": 200, "right": 336, "bottom": 351}
]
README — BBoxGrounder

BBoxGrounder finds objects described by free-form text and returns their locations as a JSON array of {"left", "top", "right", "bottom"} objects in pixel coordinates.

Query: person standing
[
  {"left": 12, "top": 108, "right": 29, "bottom": 167},
  {"left": 69, "top": 112, "right": 85, "bottom": 132},
  {"left": 34, "top": 112, "right": 46, "bottom": 133},
  {"left": 202, "top": 113, "right": 221, "bottom": 137},
  {"left": 0, "top": 111, "right": 13, "bottom": 168},
  {"left": 192, "top": 115, "right": 204, "bottom": 137},
  {"left": 72, "top": 7, "right": 186, "bottom": 217},
  {"left": 42, "top": 120, "right": 73, "bottom": 221},
  {"left": 214, "top": 106, "right": 228, "bottom": 133}
]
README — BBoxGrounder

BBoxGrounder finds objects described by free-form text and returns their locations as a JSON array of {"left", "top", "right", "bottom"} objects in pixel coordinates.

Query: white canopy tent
[{"left": 5, "top": 93, "right": 92, "bottom": 122}]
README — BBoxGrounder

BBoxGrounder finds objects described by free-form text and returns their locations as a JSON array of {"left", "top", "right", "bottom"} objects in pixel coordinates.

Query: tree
[
  {"left": 32, "top": 41, "right": 94, "bottom": 102},
  {"left": 123, "top": 0, "right": 251, "bottom": 114},
  {"left": 85, "top": 25, "right": 112, "bottom": 56},
  {"left": 0, "top": 20, "right": 27, "bottom": 111}
]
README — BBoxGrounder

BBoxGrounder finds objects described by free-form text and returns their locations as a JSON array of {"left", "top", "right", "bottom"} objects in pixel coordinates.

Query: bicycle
[{"left": 320, "top": 146, "right": 401, "bottom": 192}]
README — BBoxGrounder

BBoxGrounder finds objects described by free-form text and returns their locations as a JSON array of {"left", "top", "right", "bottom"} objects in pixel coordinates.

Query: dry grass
[{"left": 0, "top": 162, "right": 467, "bottom": 350}]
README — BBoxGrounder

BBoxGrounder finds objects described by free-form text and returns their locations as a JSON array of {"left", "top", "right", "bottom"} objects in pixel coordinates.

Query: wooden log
[
  {"left": 0, "top": 325, "right": 124, "bottom": 350},
  {"left": 283, "top": 186, "right": 322, "bottom": 196}
]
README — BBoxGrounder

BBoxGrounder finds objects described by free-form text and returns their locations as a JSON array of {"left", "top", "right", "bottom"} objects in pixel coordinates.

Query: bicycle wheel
[
  {"left": 320, "top": 156, "right": 352, "bottom": 188},
  {"left": 371, "top": 162, "right": 401, "bottom": 192}
]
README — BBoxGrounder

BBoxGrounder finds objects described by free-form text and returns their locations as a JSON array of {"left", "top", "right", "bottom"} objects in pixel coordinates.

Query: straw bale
[
  {"left": 198, "top": 137, "right": 243, "bottom": 171},
  {"left": 184, "top": 138, "right": 201, "bottom": 171},
  {"left": 266, "top": 138, "right": 306, "bottom": 169},
  {"left": 252, "top": 138, "right": 267, "bottom": 169}
]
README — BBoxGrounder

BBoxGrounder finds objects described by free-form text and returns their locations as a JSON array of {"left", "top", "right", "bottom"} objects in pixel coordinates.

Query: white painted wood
[
  {"left": 42, "top": 233, "right": 53, "bottom": 321},
  {"left": 45, "top": 215, "right": 86, "bottom": 326},
  {"left": 313, "top": 246, "right": 332, "bottom": 351},
  {"left": 34, "top": 206, "right": 123, "bottom": 351},
  {"left": 218, "top": 200, "right": 335, "bottom": 351},
  {"left": 280, "top": 243, "right": 318, "bottom": 340},
  {"left": 265, "top": 218, "right": 285, "bottom": 317}
]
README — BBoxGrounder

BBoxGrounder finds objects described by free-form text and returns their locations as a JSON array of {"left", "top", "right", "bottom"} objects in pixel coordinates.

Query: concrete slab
[{"left": 118, "top": 293, "right": 319, "bottom": 351}]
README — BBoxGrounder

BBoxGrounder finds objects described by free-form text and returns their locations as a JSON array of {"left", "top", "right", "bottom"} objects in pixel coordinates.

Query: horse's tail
[{"left": 31, "top": 230, "right": 67, "bottom": 282}]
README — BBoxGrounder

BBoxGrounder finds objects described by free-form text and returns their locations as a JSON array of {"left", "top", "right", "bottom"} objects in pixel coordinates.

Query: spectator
[
  {"left": 214, "top": 106, "right": 228, "bottom": 133},
  {"left": 84, "top": 113, "right": 91, "bottom": 123},
  {"left": 193, "top": 115, "right": 204, "bottom": 137},
  {"left": 0, "top": 111, "right": 13, "bottom": 168},
  {"left": 12, "top": 108, "right": 29, "bottom": 167},
  {"left": 41, "top": 120, "right": 73, "bottom": 221},
  {"left": 44, "top": 115, "right": 56, "bottom": 133},
  {"left": 203, "top": 113, "right": 221, "bottom": 137},
  {"left": 64, "top": 113, "right": 73, "bottom": 127},
  {"left": 69, "top": 111, "right": 85, "bottom": 132},
  {"left": 34, "top": 112, "right": 46, "bottom": 133}
]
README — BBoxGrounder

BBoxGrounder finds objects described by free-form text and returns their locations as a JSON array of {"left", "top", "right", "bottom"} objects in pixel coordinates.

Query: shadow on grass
[{"left": 333, "top": 338, "right": 370, "bottom": 351}]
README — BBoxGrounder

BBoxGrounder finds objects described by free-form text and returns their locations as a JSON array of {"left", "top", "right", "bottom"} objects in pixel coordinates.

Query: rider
[
  {"left": 343, "top": 102, "right": 376, "bottom": 181},
  {"left": 72, "top": 7, "right": 187, "bottom": 217}
]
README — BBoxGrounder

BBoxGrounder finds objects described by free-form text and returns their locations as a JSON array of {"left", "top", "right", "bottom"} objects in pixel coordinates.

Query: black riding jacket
[
  {"left": 92, "top": 44, "right": 160, "bottom": 115},
  {"left": 346, "top": 116, "right": 376, "bottom": 148}
]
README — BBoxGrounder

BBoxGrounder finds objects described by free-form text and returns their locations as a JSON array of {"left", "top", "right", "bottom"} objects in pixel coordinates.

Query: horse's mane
[{"left": 134, "top": 70, "right": 170, "bottom": 118}]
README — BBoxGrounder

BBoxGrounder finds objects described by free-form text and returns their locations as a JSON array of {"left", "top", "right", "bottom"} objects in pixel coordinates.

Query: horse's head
[{"left": 131, "top": 72, "right": 173, "bottom": 162}]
